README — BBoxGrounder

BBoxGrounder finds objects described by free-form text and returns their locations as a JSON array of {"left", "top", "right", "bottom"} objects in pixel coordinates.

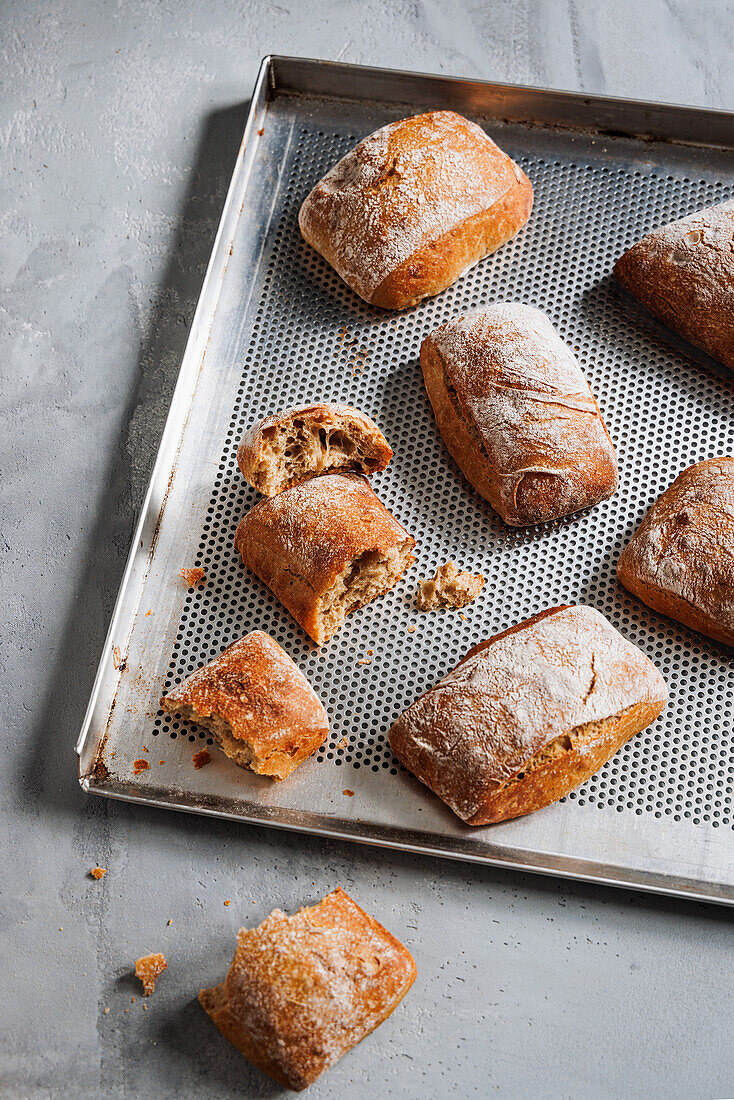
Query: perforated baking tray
[{"left": 77, "top": 57, "right": 734, "bottom": 905}]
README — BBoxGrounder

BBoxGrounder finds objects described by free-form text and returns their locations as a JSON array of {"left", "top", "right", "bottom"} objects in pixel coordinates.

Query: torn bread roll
[
  {"left": 389, "top": 605, "right": 667, "bottom": 825},
  {"left": 160, "top": 631, "right": 328, "bottom": 780},
  {"left": 421, "top": 303, "right": 618, "bottom": 525},
  {"left": 613, "top": 200, "right": 734, "bottom": 369},
  {"left": 617, "top": 457, "right": 734, "bottom": 646},
  {"left": 199, "top": 888, "right": 416, "bottom": 1091},
  {"left": 237, "top": 403, "right": 393, "bottom": 496},
  {"left": 235, "top": 473, "right": 415, "bottom": 645},
  {"left": 299, "top": 110, "right": 533, "bottom": 310}
]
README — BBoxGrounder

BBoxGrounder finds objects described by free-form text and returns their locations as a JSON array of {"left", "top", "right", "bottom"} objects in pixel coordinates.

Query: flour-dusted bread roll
[
  {"left": 199, "top": 888, "right": 417, "bottom": 1091},
  {"left": 235, "top": 473, "right": 415, "bottom": 645},
  {"left": 613, "top": 200, "right": 734, "bottom": 369},
  {"left": 160, "top": 631, "right": 328, "bottom": 780},
  {"left": 389, "top": 605, "right": 667, "bottom": 825},
  {"left": 617, "top": 457, "right": 734, "bottom": 646},
  {"left": 421, "top": 303, "right": 618, "bottom": 525},
  {"left": 237, "top": 403, "right": 393, "bottom": 496},
  {"left": 299, "top": 110, "right": 533, "bottom": 310}
]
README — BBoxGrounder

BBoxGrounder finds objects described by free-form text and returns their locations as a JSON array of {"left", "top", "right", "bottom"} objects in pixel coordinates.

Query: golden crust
[
  {"left": 234, "top": 473, "right": 416, "bottom": 645},
  {"left": 198, "top": 888, "right": 417, "bottom": 1091},
  {"left": 389, "top": 605, "right": 667, "bottom": 825},
  {"left": 237, "top": 402, "right": 393, "bottom": 496},
  {"left": 421, "top": 303, "right": 618, "bottom": 525},
  {"left": 299, "top": 110, "right": 533, "bottom": 310},
  {"left": 160, "top": 631, "right": 328, "bottom": 780},
  {"left": 613, "top": 200, "right": 734, "bottom": 369},
  {"left": 617, "top": 457, "right": 734, "bottom": 647}
]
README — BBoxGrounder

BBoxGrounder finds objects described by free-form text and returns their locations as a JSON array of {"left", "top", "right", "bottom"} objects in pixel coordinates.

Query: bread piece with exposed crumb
[
  {"left": 135, "top": 953, "right": 167, "bottom": 995},
  {"left": 199, "top": 888, "right": 416, "bottom": 1091},
  {"left": 235, "top": 473, "right": 415, "bottom": 645},
  {"left": 416, "top": 561, "right": 484, "bottom": 610},
  {"left": 160, "top": 631, "right": 328, "bottom": 780},
  {"left": 237, "top": 403, "right": 393, "bottom": 496}
]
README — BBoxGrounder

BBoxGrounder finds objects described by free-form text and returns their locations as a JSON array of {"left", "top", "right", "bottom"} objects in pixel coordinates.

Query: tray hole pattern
[{"left": 157, "top": 123, "right": 733, "bottom": 825}]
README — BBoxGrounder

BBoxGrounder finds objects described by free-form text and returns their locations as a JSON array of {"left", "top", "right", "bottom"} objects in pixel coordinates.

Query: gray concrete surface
[{"left": 2, "top": 1, "right": 733, "bottom": 1097}]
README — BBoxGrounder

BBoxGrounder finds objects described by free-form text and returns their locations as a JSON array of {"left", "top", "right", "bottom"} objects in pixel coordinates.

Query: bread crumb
[
  {"left": 132, "top": 758, "right": 150, "bottom": 775},
  {"left": 131, "top": 997, "right": 135, "bottom": 1003},
  {"left": 416, "top": 561, "right": 485, "bottom": 611},
  {"left": 104, "top": 1007, "right": 110, "bottom": 1014},
  {"left": 167, "top": 919, "right": 173, "bottom": 926},
  {"left": 367, "top": 649, "right": 373, "bottom": 656},
  {"left": 145, "top": 609, "right": 152, "bottom": 617},
  {"left": 179, "top": 567, "right": 206, "bottom": 587},
  {"left": 90, "top": 866, "right": 107, "bottom": 880},
  {"left": 193, "top": 749, "right": 211, "bottom": 769},
  {"left": 343, "top": 789, "right": 355, "bottom": 797},
  {"left": 158, "top": 760, "right": 164, "bottom": 765},
  {"left": 135, "top": 953, "right": 167, "bottom": 996},
  {"left": 337, "top": 737, "right": 348, "bottom": 749},
  {"left": 356, "top": 658, "right": 371, "bottom": 666},
  {"left": 257, "top": 127, "right": 264, "bottom": 135},
  {"left": 142, "top": 746, "right": 149, "bottom": 753},
  {"left": 224, "top": 899, "right": 231, "bottom": 906},
  {"left": 407, "top": 624, "right": 417, "bottom": 634},
  {"left": 143, "top": 1003, "right": 147, "bottom": 1010}
]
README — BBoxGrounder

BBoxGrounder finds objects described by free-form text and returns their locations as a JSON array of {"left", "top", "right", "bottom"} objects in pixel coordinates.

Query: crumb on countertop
[
  {"left": 343, "top": 789, "right": 355, "bottom": 797},
  {"left": 416, "top": 561, "right": 485, "bottom": 611},
  {"left": 179, "top": 567, "right": 206, "bottom": 587},
  {"left": 135, "top": 953, "right": 167, "bottom": 996},
  {"left": 193, "top": 749, "right": 211, "bottom": 769},
  {"left": 90, "top": 866, "right": 107, "bottom": 880},
  {"left": 133, "top": 758, "right": 150, "bottom": 775}
]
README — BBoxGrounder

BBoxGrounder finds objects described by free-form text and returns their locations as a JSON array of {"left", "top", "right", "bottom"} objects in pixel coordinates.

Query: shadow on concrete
[{"left": 19, "top": 102, "right": 251, "bottom": 822}]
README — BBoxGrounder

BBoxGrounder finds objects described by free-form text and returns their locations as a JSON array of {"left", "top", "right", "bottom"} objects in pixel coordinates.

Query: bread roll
[
  {"left": 389, "top": 605, "right": 667, "bottom": 825},
  {"left": 613, "top": 200, "right": 734, "bottom": 369},
  {"left": 160, "top": 631, "right": 328, "bottom": 779},
  {"left": 235, "top": 473, "right": 415, "bottom": 645},
  {"left": 237, "top": 403, "right": 392, "bottom": 496},
  {"left": 299, "top": 110, "right": 533, "bottom": 310},
  {"left": 617, "top": 457, "right": 734, "bottom": 646},
  {"left": 421, "top": 303, "right": 618, "bottom": 525},
  {"left": 199, "top": 888, "right": 417, "bottom": 1091}
]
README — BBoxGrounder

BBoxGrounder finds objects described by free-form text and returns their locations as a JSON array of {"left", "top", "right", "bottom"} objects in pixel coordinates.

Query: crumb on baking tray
[
  {"left": 135, "top": 953, "right": 167, "bottom": 996},
  {"left": 133, "top": 758, "right": 150, "bottom": 775},
  {"left": 193, "top": 749, "right": 211, "bottom": 769},
  {"left": 179, "top": 567, "right": 206, "bottom": 586},
  {"left": 90, "top": 866, "right": 107, "bottom": 880},
  {"left": 337, "top": 737, "right": 348, "bottom": 749},
  {"left": 416, "top": 561, "right": 485, "bottom": 611}
]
